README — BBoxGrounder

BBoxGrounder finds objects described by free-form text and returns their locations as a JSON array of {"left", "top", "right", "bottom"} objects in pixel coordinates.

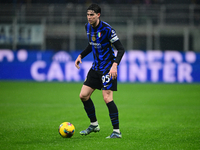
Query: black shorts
[{"left": 84, "top": 68, "right": 117, "bottom": 91}]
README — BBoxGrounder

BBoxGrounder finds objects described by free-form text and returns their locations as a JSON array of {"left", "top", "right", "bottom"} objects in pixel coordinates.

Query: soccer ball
[{"left": 58, "top": 122, "right": 75, "bottom": 138}]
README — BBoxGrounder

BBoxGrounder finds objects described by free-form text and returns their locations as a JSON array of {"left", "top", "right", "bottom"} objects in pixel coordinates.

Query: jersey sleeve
[
  {"left": 108, "top": 28, "right": 119, "bottom": 43},
  {"left": 112, "top": 40, "right": 125, "bottom": 65},
  {"left": 80, "top": 44, "right": 92, "bottom": 59}
]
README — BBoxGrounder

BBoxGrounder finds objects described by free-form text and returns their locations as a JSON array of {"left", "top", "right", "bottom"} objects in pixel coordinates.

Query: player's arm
[
  {"left": 113, "top": 40, "right": 125, "bottom": 65},
  {"left": 75, "top": 44, "right": 92, "bottom": 69},
  {"left": 109, "top": 40, "right": 125, "bottom": 79},
  {"left": 80, "top": 44, "right": 92, "bottom": 59}
]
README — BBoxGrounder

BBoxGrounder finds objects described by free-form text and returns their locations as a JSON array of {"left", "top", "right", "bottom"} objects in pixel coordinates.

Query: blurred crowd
[{"left": 0, "top": 0, "right": 200, "bottom": 5}]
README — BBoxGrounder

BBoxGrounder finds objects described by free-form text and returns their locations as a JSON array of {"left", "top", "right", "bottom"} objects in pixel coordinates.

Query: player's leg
[
  {"left": 79, "top": 84, "right": 95, "bottom": 101},
  {"left": 101, "top": 71, "right": 121, "bottom": 138},
  {"left": 79, "top": 85, "right": 97, "bottom": 123},
  {"left": 102, "top": 90, "right": 122, "bottom": 138},
  {"left": 79, "top": 85, "right": 100, "bottom": 135}
]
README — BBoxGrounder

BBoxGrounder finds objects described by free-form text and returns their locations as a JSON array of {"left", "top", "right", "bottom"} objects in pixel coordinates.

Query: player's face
[{"left": 87, "top": 10, "right": 100, "bottom": 27}]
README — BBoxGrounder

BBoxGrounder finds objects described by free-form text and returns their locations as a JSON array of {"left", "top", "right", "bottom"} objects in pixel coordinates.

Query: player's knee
[
  {"left": 103, "top": 94, "right": 110, "bottom": 103},
  {"left": 79, "top": 93, "right": 89, "bottom": 101},
  {"left": 103, "top": 96, "right": 112, "bottom": 103},
  {"left": 103, "top": 90, "right": 113, "bottom": 103},
  {"left": 103, "top": 96, "right": 109, "bottom": 103}
]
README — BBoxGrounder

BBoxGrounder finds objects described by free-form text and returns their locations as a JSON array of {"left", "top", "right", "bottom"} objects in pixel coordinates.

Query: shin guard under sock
[
  {"left": 82, "top": 98, "right": 97, "bottom": 123},
  {"left": 106, "top": 100, "right": 119, "bottom": 129}
]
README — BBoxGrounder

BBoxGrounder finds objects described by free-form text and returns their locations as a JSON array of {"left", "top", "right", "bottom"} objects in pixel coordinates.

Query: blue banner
[{"left": 0, "top": 49, "right": 200, "bottom": 83}]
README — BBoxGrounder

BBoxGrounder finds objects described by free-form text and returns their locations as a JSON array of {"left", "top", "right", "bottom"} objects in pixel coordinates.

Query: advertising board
[{"left": 0, "top": 49, "right": 199, "bottom": 82}]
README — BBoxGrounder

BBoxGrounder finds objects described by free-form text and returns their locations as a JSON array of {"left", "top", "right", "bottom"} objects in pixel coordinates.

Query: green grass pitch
[{"left": 0, "top": 81, "right": 200, "bottom": 150}]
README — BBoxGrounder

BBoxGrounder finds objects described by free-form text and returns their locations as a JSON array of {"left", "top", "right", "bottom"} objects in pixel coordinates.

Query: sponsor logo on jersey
[{"left": 89, "top": 42, "right": 101, "bottom": 48}]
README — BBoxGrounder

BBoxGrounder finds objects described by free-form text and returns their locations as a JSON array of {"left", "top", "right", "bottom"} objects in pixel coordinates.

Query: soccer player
[{"left": 75, "top": 3, "right": 125, "bottom": 138}]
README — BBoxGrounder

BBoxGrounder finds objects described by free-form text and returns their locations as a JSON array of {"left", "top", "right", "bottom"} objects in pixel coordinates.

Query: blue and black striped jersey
[{"left": 85, "top": 20, "right": 119, "bottom": 73}]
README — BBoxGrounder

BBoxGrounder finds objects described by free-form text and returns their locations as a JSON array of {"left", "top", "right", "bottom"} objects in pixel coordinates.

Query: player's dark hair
[{"left": 87, "top": 3, "right": 101, "bottom": 14}]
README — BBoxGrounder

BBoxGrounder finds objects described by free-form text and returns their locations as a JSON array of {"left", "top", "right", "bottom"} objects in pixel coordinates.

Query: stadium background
[
  {"left": 0, "top": 0, "right": 200, "bottom": 82},
  {"left": 0, "top": 1, "right": 200, "bottom": 150}
]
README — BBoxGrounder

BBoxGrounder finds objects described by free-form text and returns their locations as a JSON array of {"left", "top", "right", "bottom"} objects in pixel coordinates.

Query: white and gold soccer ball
[{"left": 58, "top": 122, "right": 75, "bottom": 138}]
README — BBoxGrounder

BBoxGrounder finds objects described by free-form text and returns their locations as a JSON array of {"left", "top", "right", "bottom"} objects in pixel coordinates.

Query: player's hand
[
  {"left": 109, "top": 62, "right": 118, "bottom": 80},
  {"left": 75, "top": 55, "right": 82, "bottom": 69}
]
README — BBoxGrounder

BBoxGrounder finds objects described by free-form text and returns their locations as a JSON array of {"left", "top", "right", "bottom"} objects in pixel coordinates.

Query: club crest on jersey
[{"left": 92, "top": 35, "right": 96, "bottom": 41}]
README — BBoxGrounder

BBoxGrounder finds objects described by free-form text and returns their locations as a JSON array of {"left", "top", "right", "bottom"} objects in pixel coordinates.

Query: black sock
[
  {"left": 82, "top": 98, "right": 97, "bottom": 123},
  {"left": 106, "top": 100, "right": 119, "bottom": 129}
]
